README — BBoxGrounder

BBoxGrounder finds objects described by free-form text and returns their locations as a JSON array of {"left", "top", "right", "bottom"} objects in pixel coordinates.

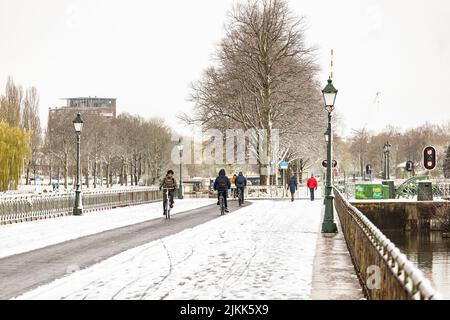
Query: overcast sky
[{"left": 1, "top": 0, "right": 449, "bottom": 136}]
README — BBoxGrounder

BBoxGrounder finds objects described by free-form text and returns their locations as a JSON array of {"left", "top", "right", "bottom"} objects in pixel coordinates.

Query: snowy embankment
[
  {"left": 0, "top": 199, "right": 215, "bottom": 259},
  {"left": 17, "top": 200, "right": 323, "bottom": 300}
]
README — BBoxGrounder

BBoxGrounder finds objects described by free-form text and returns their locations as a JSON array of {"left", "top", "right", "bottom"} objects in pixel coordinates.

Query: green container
[
  {"left": 355, "top": 183, "right": 386, "bottom": 200},
  {"left": 382, "top": 185, "right": 390, "bottom": 199}
]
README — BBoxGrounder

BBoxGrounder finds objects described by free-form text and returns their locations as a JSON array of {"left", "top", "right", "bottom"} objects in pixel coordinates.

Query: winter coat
[
  {"left": 307, "top": 177, "right": 318, "bottom": 189},
  {"left": 160, "top": 176, "right": 177, "bottom": 189},
  {"left": 235, "top": 173, "right": 247, "bottom": 188},
  {"left": 288, "top": 176, "right": 298, "bottom": 193},
  {"left": 214, "top": 169, "right": 231, "bottom": 192}
]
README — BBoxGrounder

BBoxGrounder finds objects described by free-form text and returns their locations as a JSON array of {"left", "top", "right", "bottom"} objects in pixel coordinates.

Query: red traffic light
[{"left": 423, "top": 146, "right": 436, "bottom": 170}]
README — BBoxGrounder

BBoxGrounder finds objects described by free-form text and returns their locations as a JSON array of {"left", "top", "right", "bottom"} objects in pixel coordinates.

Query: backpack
[
  {"left": 217, "top": 176, "right": 227, "bottom": 189},
  {"left": 236, "top": 176, "right": 245, "bottom": 187}
]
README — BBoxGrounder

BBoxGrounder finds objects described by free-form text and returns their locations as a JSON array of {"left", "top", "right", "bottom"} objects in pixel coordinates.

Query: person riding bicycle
[
  {"left": 159, "top": 170, "right": 177, "bottom": 214},
  {"left": 213, "top": 168, "right": 231, "bottom": 213},
  {"left": 235, "top": 172, "right": 247, "bottom": 203}
]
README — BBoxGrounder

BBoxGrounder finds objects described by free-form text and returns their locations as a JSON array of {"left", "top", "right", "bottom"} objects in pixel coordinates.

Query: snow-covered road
[
  {"left": 17, "top": 200, "right": 323, "bottom": 300},
  {"left": 0, "top": 198, "right": 215, "bottom": 259}
]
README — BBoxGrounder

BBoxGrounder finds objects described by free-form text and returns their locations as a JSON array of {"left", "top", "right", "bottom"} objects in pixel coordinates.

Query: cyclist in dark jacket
[
  {"left": 213, "top": 168, "right": 231, "bottom": 212},
  {"left": 288, "top": 175, "right": 298, "bottom": 202},
  {"left": 235, "top": 172, "right": 247, "bottom": 203},
  {"left": 159, "top": 170, "right": 177, "bottom": 213}
]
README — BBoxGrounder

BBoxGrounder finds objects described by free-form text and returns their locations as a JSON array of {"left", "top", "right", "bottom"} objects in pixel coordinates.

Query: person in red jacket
[{"left": 307, "top": 174, "right": 318, "bottom": 201}]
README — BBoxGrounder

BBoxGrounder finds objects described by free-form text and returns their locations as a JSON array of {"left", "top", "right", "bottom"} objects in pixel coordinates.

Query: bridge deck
[{"left": 1, "top": 199, "right": 364, "bottom": 300}]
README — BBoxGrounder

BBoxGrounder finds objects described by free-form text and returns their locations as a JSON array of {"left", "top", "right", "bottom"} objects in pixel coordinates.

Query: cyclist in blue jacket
[{"left": 213, "top": 169, "right": 231, "bottom": 212}]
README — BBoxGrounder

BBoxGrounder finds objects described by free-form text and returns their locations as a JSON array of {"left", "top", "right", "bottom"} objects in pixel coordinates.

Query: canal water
[{"left": 383, "top": 230, "right": 450, "bottom": 299}]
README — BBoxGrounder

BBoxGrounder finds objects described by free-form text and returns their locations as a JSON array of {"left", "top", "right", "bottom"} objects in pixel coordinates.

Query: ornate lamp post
[
  {"left": 322, "top": 78, "right": 338, "bottom": 234},
  {"left": 177, "top": 138, "right": 184, "bottom": 199},
  {"left": 72, "top": 113, "right": 84, "bottom": 216},
  {"left": 383, "top": 141, "right": 391, "bottom": 180}
]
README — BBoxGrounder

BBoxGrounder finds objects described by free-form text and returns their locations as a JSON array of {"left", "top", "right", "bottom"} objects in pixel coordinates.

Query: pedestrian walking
[
  {"left": 287, "top": 175, "right": 298, "bottom": 202},
  {"left": 307, "top": 174, "right": 318, "bottom": 201}
]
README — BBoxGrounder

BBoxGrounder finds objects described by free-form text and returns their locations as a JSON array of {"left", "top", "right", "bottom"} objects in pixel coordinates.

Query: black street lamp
[
  {"left": 177, "top": 138, "right": 184, "bottom": 199},
  {"left": 72, "top": 113, "right": 84, "bottom": 216},
  {"left": 383, "top": 141, "right": 391, "bottom": 180},
  {"left": 322, "top": 78, "right": 338, "bottom": 234}
]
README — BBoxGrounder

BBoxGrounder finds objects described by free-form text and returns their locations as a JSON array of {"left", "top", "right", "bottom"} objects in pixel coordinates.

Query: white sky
[{"left": 1, "top": 0, "right": 449, "bottom": 136}]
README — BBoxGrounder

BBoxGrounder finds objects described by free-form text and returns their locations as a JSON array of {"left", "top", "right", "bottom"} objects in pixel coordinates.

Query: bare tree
[
  {"left": 22, "top": 87, "right": 42, "bottom": 185},
  {"left": 186, "top": 0, "right": 324, "bottom": 185}
]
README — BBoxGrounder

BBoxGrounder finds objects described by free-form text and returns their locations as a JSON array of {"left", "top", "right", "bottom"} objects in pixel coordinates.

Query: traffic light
[
  {"left": 423, "top": 146, "right": 436, "bottom": 170},
  {"left": 322, "top": 160, "right": 338, "bottom": 168},
  {"left": 366, "top": 164, "right": 372, "bottom": 175},
  {"left": 405, "top": 161, "right": 414, "bottom": 172}
]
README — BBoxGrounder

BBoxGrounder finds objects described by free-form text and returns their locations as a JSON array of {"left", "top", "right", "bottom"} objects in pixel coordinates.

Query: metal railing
[
  {"left": 0, "top": 188, "right": 162, "bottom": 225},
  {"left": 246, "top": 186, "right": 323, "bottom": 199},
  {"left": 334, "top": 187, "right": 440, "bottom": 300}
]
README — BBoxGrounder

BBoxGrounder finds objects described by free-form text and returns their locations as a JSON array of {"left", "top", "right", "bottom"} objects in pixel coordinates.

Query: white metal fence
[{"left": 0, "top": 187, "right": 162, "bottom": 225}]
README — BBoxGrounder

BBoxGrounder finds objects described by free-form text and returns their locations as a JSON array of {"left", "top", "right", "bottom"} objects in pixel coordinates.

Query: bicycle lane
[
  {"left": 17, "top": 200, "right": 324, "bottom": 300},
  {"left": 0, "top": 201, "right": 251, "bottom": 300}
]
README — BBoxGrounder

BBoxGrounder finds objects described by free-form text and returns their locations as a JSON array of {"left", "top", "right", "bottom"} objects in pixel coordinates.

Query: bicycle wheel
[
  {"left": 163, "top": 195, "right": 167, "bottom": 217},
  {"left": 220, "top": 194, "right": 225, "bottom": 215}
]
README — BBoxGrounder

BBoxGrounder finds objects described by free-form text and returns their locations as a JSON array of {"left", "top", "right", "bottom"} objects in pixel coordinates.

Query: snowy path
[
  {"left": 0, "top": 199, "right": 215, "bottom": 259},
  {"left": 17, "top": 200, "right": 323, "bottom": 300}
]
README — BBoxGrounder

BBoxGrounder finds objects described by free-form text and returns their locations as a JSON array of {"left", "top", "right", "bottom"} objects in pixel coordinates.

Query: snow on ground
[
  {"left": 0, "top": 199, "right": 215, "bottom": 259},
  {"left": 16, "top": 200, "right": 323, "bottom": 300}
]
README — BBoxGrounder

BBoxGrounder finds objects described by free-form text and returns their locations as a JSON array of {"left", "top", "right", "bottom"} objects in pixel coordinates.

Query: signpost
[{"left": 279, "top": 162, "right": 289, "bottom": 197}]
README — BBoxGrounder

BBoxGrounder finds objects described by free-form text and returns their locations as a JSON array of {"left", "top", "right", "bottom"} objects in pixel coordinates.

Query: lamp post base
[
  {"left": 73, "top": 190, "right": 83, "bottom": 216},
  {"left": 322, "top": 195, "right": 338, "bottom": 233},
  {"left": 321, "top": 220, "right": 338, "bottom": 233},
  {"left": 178, "top": 184, "right": 184, "bottom": 200}
]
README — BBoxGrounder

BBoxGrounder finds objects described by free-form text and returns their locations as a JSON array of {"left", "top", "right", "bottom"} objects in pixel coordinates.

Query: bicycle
[
  {"left": 218, "top": 191, "right": 225, "bottom": 216},
  {"left": 237, "top": 187, "right": 244, "bottom": 206},
  {"left": 162, "top": 188, "right": 175, "bottom": 220}
]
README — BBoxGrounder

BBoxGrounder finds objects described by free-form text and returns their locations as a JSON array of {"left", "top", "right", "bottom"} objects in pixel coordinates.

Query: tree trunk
[
  {"left": 138, "top": 153, "right": 142, "bottom": 181},
  {"left": 130, "top": 157, "right": 134, "bottom": 186},
  {"left": 33, "top": 163, "right": 37, "bottom": 186},
  {"left": 49, "top": 161, "right": 52, "bottom": 186},
  {"left": 93, "top": 156, "right": 97, "bottom": 189},
  {"left": 133, "top": 154, "right": 137, "bottom": 185},
  {"left": 106, "top": 162, "right": 110, "bottom": 188},
  {"left": 26, "top": 160, "right": 31, "bottom": 185},
  {"left": 86, "top": 157, "right": 90, "bottom": 189},
  {"left": 64, "top": 153, "right": 68, "bottom": 190}
]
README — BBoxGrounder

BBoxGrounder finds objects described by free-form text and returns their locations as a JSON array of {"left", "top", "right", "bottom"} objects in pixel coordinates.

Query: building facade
[{"left": 48, "top": 97, "right": 117, "bottom": 121}]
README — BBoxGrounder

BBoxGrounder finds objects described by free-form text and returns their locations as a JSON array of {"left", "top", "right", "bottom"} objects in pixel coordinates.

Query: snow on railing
[
  {"left": 0, "top": 187, "right": 161, "bottom": 225},
  {"left": 334, "top": 188, "right": 441, "bottom": 300}
]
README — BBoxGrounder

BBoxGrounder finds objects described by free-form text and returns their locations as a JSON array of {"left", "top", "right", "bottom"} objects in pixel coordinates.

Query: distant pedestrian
[
  {"left": 235, "top": 172, "right": 247, "bottom": 203},
  {"left": 307, "top": 174, "right": 318, "bottom": 201},
  {"left": 287, "top": 175, "right": 298, "bottom": 202}
]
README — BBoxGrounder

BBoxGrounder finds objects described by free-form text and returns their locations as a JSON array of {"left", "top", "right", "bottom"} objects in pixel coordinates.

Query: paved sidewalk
[{"left": 311, "top": 206, "right": 365, "bottom": 300}]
